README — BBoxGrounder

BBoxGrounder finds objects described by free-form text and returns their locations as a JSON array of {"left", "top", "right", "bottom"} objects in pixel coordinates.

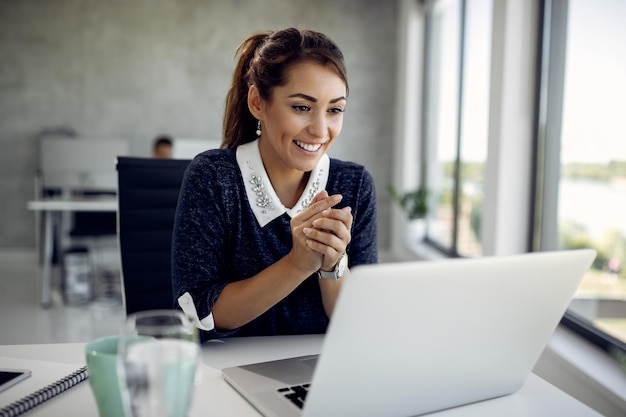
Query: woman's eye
[
  {"left": 329, "top": 107, "right": 345, "bottom": 114},
  {"left": 292, "top": 105, "right": 310, "bottom": 112}
]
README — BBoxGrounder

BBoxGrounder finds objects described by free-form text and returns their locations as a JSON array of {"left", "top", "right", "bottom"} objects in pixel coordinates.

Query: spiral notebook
[{"left": 0, "top": 357, "right": 88, "bottom": 417}]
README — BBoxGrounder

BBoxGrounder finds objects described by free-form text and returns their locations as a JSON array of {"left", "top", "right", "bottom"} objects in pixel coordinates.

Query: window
[
  {"left": 420, "top": 0, "right": 626, "bottom": 358},
  {"left": 536, "top": 0, "right": 626, "bottom": 355},
  {"left": 422, "top": 0, "right": 493, "bottom": 257}
]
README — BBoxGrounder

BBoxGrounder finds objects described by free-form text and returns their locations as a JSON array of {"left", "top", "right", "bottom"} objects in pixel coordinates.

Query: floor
[{"left": 0, "top": 248, "right": 125, "bottom": 345}]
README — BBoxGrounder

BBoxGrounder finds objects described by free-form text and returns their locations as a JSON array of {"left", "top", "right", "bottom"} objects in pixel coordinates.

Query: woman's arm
[
  {"left": 315, "top": 166, "right": 378, "bottom": 317},
  {"left": 212, "top": 192, "right": 349, "bottom": 330}
]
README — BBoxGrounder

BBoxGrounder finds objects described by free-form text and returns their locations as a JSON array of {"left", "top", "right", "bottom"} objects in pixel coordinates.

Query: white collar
[{"left": 236, "top": 139, "right": 330, "bottom": 227}]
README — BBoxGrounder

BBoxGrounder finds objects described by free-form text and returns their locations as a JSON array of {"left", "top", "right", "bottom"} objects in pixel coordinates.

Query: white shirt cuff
[{"left": 177, "top": 292, "right": 215, "bottom": 331}]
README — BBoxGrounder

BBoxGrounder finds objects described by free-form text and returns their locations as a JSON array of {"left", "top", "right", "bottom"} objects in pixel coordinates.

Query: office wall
[{"left": 0, "top": 0, "right": 397, "bottom": 248}]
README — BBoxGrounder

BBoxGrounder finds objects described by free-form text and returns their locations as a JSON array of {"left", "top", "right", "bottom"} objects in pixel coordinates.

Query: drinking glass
[{"left": 118, "top": 310, "right": 199, "bottom": 417}]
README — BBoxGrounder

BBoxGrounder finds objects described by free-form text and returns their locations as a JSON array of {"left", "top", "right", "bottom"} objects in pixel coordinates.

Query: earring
[{"left": 256, "top": 120, "right": 262, "bottom": 137}]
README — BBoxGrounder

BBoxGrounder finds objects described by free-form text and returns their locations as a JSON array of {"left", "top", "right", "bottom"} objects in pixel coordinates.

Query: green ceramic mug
[{"left": 85, "top": 335, "right": 127, "bottom": 417}]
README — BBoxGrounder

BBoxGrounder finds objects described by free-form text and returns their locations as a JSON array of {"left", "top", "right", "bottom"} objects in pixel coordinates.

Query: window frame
[
  {"left": 421, "top": 0, "right": 468, "bottom": 258},
  {"left": 401, "top": 0, "right": 626, "bottom": 407},
  {"left": 422, "top": 0, "right": 535, "bottom": 258},
  {"left": 533, "top": 0, "right": 626, "bottom": 359},
  {"left": 417, "top": 0, "right": 626, "bottom": 359}
]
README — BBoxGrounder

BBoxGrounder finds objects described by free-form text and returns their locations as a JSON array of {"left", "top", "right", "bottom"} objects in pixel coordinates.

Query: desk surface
[
  {"left": 0, "top": 335, "right": 601, "bottom": 417},
  {"left": 27, "top": 197, "right": 117, "bottom": 212}
]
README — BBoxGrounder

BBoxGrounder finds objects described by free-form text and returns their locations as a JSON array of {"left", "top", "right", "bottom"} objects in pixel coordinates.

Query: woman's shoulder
[
  {"left": 193, "top": 147, "right": 235, "bottom": 163},
  {"left": 188, "top": 148, "right": 237, "bottom": 172},
  {"left": 181, "top": 148, "right": 241, "bottom": 189}
]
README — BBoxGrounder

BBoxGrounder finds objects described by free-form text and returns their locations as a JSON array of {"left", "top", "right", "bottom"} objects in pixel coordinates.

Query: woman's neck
[
  {"left": 258, "top": 138, "right": 311, "bottom": 209},
  {"left": 266, "top": 164, "right": 310, "bottom": 209}
]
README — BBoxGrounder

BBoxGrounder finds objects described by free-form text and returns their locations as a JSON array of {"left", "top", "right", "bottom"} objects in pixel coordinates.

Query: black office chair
[{"left": 116, "top": 156, "right": 191, "bottom": 315}]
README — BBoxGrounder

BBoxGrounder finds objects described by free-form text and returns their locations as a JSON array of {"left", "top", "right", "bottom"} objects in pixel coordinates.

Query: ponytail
[{"left": 222, "top": 33, "right": 269, "bottom": 149}]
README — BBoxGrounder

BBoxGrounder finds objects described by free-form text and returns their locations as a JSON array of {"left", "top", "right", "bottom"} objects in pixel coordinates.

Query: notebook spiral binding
[{"left": 0, "top": 366, "right": 89, "bottom": 417}]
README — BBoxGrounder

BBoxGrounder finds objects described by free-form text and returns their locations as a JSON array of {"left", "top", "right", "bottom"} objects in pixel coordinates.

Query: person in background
[
  {"left": 152, "top": 135, "right": 173, "bottom": 159},
  {"left": 172, "top": 27, "right": 378, "bottom": 340}
]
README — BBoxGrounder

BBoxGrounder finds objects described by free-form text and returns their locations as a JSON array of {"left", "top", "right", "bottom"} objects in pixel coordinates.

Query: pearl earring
[{"left": 256, "top": 120, "right": 262, "bottom": 137}]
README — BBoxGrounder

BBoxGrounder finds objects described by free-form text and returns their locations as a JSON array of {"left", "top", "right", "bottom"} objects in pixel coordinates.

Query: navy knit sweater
[{"left": 172, "top": 147, "right": 378, "bottom": 340}]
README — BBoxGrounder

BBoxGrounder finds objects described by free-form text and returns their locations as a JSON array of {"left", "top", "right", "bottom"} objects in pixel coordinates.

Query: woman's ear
[{"left": 247, "top": 85, "right": 263, "bottom": 120}]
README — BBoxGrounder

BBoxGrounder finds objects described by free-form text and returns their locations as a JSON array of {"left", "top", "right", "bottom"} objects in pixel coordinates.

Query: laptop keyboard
[{"left": 277, "top": 384, "right": 311, "bottom": 409}]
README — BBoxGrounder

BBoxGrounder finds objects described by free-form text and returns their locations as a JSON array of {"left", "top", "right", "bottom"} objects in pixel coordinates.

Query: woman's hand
[
  {"left": 290, "top": 190, "right": 353, "bottom": 274},
  {"left": 213, "top": 190, "right": 352, "bottom": 330}
]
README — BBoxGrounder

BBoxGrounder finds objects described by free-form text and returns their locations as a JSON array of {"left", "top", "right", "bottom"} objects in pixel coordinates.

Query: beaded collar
[{"left": 236, "top": 139, "right": 330, "bottom": 227}]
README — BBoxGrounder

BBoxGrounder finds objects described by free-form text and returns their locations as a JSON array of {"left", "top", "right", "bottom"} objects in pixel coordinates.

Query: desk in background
[
  {"left": 27, "top": 197, "right": 118, "bottom": 307},
  {"left": 32, "top": 137, "right": 128, "bottom": 307},
  {"left": 0, "top": 335, "right": 602, "bottom": 417}
]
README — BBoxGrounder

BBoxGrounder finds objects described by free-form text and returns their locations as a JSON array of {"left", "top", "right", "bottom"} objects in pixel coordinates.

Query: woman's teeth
[{"left": 295, "top": 141, "right": 322, "bottom": 152}]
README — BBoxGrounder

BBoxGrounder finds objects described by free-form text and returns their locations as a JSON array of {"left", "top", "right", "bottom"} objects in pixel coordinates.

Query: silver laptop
[{"left": 222, "top": 249, "right": 596, "bottom": 417}]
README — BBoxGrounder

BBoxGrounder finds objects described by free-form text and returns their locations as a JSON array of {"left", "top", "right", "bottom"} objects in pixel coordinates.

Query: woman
[{"left": 172, "top": 28, "right": 377, "bottom": 340}]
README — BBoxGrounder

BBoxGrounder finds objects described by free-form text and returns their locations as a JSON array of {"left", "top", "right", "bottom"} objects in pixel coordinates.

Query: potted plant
[
  {"left": 388, "top": 185, "right": 429, "bottom": 220},
  {"left": 388, "top": 184, "right": 429, "bottom": 243}
]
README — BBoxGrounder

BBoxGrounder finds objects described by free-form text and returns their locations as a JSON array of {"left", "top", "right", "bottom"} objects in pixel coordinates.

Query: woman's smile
[{"left": 294, "top": 140, "right": 323, "bottom": 153}]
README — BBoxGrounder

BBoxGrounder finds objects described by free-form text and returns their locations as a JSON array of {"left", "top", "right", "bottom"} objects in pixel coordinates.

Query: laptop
[{"left": 222, "top": 249, "right": 596, "bottom": 417}]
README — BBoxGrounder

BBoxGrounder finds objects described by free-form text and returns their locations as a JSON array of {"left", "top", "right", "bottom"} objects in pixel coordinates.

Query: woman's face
[{"left": 257, "top": 61, "right": 347, "bottom": 174}]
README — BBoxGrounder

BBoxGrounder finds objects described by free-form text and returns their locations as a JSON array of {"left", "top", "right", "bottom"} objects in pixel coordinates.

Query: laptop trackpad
[
  {"left": 300, "top": 357, "right": 318, "bottom": 369},
  {"left": 236, "top": 355, "right": 318, "bottom": 386}
]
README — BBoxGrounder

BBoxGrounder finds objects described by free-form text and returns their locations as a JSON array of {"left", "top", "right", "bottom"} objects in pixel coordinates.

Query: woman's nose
[{"left": 307, "top": 114, "right": 327, "bottom": 138}]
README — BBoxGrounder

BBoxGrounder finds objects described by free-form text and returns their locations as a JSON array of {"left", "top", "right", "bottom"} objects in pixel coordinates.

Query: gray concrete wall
[{"left": 0, "top": 0, "right": 397, "bottom": 249}]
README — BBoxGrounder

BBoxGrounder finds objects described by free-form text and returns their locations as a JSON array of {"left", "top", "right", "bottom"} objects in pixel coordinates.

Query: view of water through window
[{"left": 559, "top": 0, "right": 626, "bottom": 344}]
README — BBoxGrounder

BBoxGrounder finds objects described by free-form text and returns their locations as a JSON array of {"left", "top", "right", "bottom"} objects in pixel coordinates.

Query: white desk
[
  {"left": 0, "top": 335, "right": 602, "bottom": 416},
  {"left": 27, "top": 197, "right": 118, "bottom": 307}
]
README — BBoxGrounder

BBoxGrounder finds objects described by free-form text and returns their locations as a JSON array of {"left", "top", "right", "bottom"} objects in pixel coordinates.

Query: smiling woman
[{"left": 171, "top": 28, "right": 378, "bottom": 341}]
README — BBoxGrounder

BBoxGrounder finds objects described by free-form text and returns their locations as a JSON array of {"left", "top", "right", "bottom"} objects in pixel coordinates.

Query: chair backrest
[{"left": 116, "top": 156, "right": 191, "bottom": 315}]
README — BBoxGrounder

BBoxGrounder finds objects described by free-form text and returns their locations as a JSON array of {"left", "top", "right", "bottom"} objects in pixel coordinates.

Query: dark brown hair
[{"left": 221, "top": 28, "right": 348, "bottom": 148}]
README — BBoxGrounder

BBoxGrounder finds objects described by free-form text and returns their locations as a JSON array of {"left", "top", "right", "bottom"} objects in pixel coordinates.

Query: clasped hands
[{"left": 290, "top": 190, "right": 352, "bottom": 275}]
